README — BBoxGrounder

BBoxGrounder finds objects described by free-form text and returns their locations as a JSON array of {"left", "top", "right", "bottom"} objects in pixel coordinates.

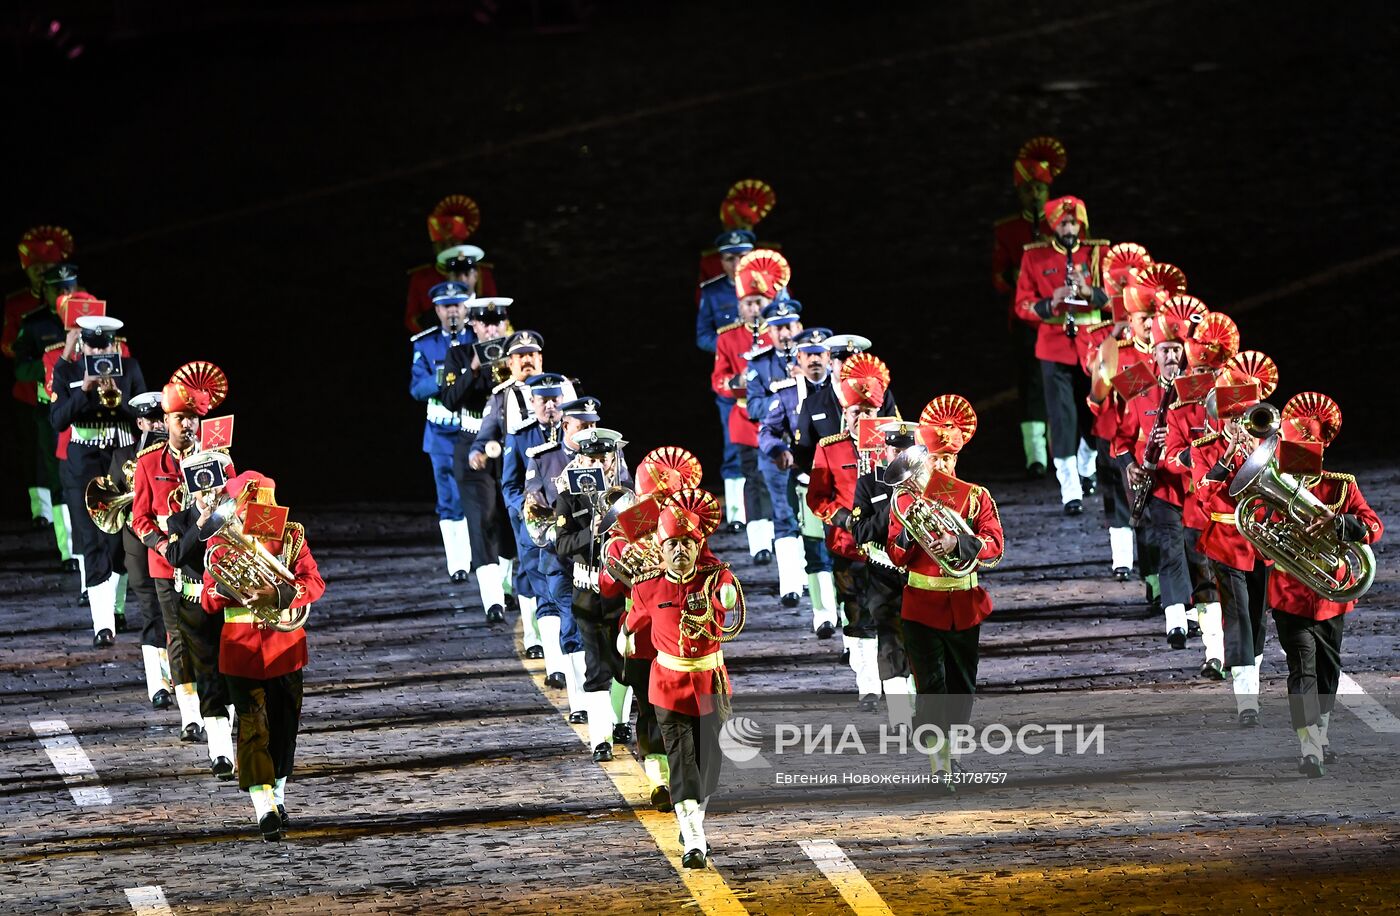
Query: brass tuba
[
  {"left": 884, "top": 445, "right": 978, "bottom": 579},
  {"left": 204, "top": 499, "right": 310, "bottom": 632},
  {"left": 85, "top": 475, "right": 134, "bottom": 535},
  {"left": 1228, "top": 437, "right": 1375, "bottom": 601}
]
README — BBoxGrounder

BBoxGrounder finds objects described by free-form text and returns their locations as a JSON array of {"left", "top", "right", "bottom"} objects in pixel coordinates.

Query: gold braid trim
[
  {"left": 1192, "top": 432, "right": 1221, "bottom": 448},
  {"left": 975, "top": 488, "right": 1006, "bottom": 571},
  {"left": 679, "top": 568, "right": 745, "bottom": 644},
  {"left": 818, "top": 431, "right": 849, "bottom": 448}
]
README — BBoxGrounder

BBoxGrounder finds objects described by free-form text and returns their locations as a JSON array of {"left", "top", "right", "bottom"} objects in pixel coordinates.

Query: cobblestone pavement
[{"left": 1, "top": 469, "right": 1397, "bottom": 914}]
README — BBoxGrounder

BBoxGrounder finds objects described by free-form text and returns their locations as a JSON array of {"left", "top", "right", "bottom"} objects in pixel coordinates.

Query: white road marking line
[
  {"left": 800, "top": 840, "right": 896, "bottom": 916},
  {"left": 1336, "top": 673, "right": 1400, "bottom": 733},
  {"left": 124, "top": 885, "right": 174, "bottom": 916},
  {"left": 515, "top": 622, "right": 749, "bottom": 915},
  {"left": 30, "top": 719, "right": 112, "bottom": 806}
]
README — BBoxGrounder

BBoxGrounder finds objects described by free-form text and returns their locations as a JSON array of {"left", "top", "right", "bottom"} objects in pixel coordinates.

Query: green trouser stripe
[
  {"left": 610, "top": 678, "right": 629, "bottom": 720},
  {"left": 53, "top": 508, "right": 71, "bottom": 561}
]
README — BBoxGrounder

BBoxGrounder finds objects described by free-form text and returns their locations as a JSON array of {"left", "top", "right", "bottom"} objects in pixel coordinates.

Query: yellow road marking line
[{"left": 515, "top": 622, "right": 749, "bottom": 915}]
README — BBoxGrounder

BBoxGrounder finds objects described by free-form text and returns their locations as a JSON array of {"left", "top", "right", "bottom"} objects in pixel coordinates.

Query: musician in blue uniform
[
  {"left": 759, "top": 326, "right": 839, "bottom": 633},
  {"left": 696, "top": 229, "right": 753, "bottom": 514},
  {"left": 745, "top": 295, "right": 810, "bottom": 607},
  {"left": 409, "top": 281, "right": 475, "bottom": 582},
  {"left": 501, "top": 373, "right": 570, "bottom": 661}
]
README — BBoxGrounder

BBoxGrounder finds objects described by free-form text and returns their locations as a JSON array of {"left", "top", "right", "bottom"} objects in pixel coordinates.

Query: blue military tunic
[
  {"left": 695, "top": 274, "right": 738, "bottom": 353},
  {"left": 410, "top": 324, "right": 474, "bottom": 519}
]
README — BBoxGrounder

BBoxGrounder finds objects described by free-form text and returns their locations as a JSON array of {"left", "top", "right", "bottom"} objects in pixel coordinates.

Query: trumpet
[
  {"left": 883, "top": 445, "right": 978, "bottom": 578},
  {"left": 204, "top": 499, "right": 310, "bottom": 632}
]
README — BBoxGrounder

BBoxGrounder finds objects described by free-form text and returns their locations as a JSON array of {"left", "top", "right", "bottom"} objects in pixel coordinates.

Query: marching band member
[
  {"left": 202, "top": 471, "right": 325, "bottom": 841},
  {"left": 50, "top": 314, "right": 147, "bottom": 646},
  {"left": 696, "top": 179, "right": 778, "bottom": 302},
  {"left": 993, "top": 137, "right": 1066, "bottom": 478},
  {"left": 526, "top": 397, "right": 612, "bottom": 720},
  {"left": 1015, "top": 195, "right": 1109, "bottom": 514},
  {"left": 553, "top": 427, "right": 631, "bottom": 761},
  {"left": 404, "top": 194, "right": 499, "bottom": 333},
  {"left": 697, "top": 227, "right": 753, "bottom": 532},
  {"left": 132, "top": 364, "right": 229, "bottom": 742},
  {"left": 712, "top": 249, "right": 790, "bottom": 553},
  {"left": 604, "top": 447, "right": 709, "bottom": 810},
  {"left": 103, "top": 391, "right": 173, "bottom": 709},
  {"left": 410, "top": 281, "right": 476, "bottom": 583},
  {"left": 850, "top": 420, "right": 916, "bottom": 730},
  {"left": 5, "top": 226, "right": 74, "bottom": 531},
  {"left": 501, "top": 373, "right": 572, "bottom": 660},
  {"left": 1262, "top": 394, "right": 1381, "bottom": 776},
  {"left": 759, "top": 327, "right": 839, "bottom": 635},
  {"left": 1193, "top": 352, "right": 1281, "bottom": 721},
  {"left": 886, "top": 396, "right": 1004, "bottom": 785},
  {"left": 620, "top": 489, "right": 741, "bottom": 869},
  {"left": 808, "top": 354, "right": 894, "bottom": 704},
  {"left": 746, "top": 296, "right": 810, "bottom": 607}
]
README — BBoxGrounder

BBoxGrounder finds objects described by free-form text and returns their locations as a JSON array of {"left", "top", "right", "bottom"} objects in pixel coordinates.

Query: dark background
[{"left": 3, "top": 0, "right": 1397, "bottom": 515}]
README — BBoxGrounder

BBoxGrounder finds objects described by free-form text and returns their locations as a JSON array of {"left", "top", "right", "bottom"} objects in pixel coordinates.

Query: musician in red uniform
[
  {"left": 711, "top": 249, "right": 790, "bottom": 561},
  {"left": 4, "top": 226, "right": 74, "bottom": 529},
  {"left": 807, "top": 354, "right": 892, "bottom": 711},
  {"left": 1112, "top": 303, "right": 1199, "bottom": 649},
  {"left": 132, "top": 366, "right": 230, "bottom": 743},
  {"left": 203, "top": 470, "right": 325, "bottom": 841},
  {"left": 1257, "top": 395, "right": 1382, "bottom": 776},
  {"left": 1015, "top": 196, "right": 1110, "bottom": 514},
  {"left": 403, "top": 195, "right": 499, "bottom": 333},
  {"left": 619, "top": 489, "right": 740, "bottom": 869},
  {"left": 993, "top": 138, "right": 1066, "bottom": 478},
  {"left": 887, "top": 396, "right": 1004, "bottom": 786}
]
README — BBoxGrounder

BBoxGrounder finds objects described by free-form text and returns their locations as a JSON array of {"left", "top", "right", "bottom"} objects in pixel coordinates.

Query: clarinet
[
  {"left": 1128, "top": 380, "right": 1176, "bottom": 526},
  {"left": 1063, "top": 247, "right": 1082, "bottom": 340}
]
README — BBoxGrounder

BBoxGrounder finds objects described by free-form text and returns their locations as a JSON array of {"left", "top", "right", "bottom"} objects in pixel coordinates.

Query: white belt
[
  {"left": 862, "top": 544, "right": 904, "bottom": 571},
  {"left": 458, "top": 410, "right": 484, "bottom": 433},
  {"left": 573, "top": 562, "right": 600, "bottom": 592},
  {"left": 426, "top": 400, "right": 460, "bottom": 428}
]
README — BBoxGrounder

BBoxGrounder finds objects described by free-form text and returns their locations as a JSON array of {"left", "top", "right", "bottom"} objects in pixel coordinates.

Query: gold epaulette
[
  {"left": 136, "top": 441, "right": 164, "bottom": 458},
  {"left": 1083, "top": 320, "right": 1113, "bottom": 333},
  {"left": 633, "top": 569, "right": 663, "bottom": 584},
  {"left": 1082, "top": 238, "right": 1111, "bottom": 247},
  {"left": 282, "top": 522, "right": 307, "bottom": 562},
  {"left": 44, "top": 341, "right": 65, "bottom": 353},
  {"left": 1115, "top": 337, "right": 1134, "bottom": 349},
  {"left": 715, "top": 320, "right": 743, "bottom": 336},
  {"left": 818, "top": 431, "right": 849, "bottom": 448},
  {"left": 1022, "top": 240, "right": 1050, "bottom": 251},
  {"left": 1321, "top": 471, "right": 1356, "bottom": 485},
  {"left": 696, "top": 561, "right": 730, "bottom": 574},
  {"left": 1192, "top": 432, "right": 1221, "bottom": 448}
]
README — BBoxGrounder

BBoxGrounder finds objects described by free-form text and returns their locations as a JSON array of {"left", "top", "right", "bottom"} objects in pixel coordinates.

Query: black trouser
[
  {"left": 656, "top": 707, "right": 723, "bottom": 803},
  {"left": 1096, "top": 436, "right": 1130, "bottom": 527},
  {"left": 1271, "top": 610, "right": 1343, "bottom": 731},
  {"left": 121, "top": 528, "right": 165, "bottom": 648},
  {"left": 60, "top": 444, "right": 122, "bottom": 586},
  {"left": 623, "top": 658, "right": 662, "bottom": 759},
  {"left": 153, "top": 579, "right": 191, "bottom": 685},
  {"left": 176, "top": 594, "right": 227, "bottom": 718},
  {"left": 453, "top": 451, "right": 515, "bottom": 572},
  {"left": 1216, "top": 560, "right": 1268, "bottom": 666},
  {"left": 575, "top": 604, "right": 624, "bottom": 693},
  {"left": 866, "top": 564, "right": 909, "bottom": 680},
  {"left": 834, "top": 555, "right": 876, "bottom": 638},
  {"left": 903, "top": 619, "right": 980, "bottom": 738},
  {"left": 1015, "top": 323, "right": 1047, "bottom": 424},
  {"left": 1040, "top": 359, "right": 1093, "bottom": 460},
  {"left": 1184, "top": 527, "right": 1219, "bottom": 605},
  {"left": 1137, "top": 525, "right": 1160, "bottom": 592},
  {"left": 1146, "top": 497, "right": 1191, "bottom": 608},
  {"left": 737, "top": 445, "right": 772, "bottom": 521},
  {"left": 226, "top": 670, "right": 304, "bottom": 791}
]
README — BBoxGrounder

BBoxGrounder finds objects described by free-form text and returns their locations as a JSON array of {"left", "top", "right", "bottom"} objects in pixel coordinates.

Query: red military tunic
[
  {"left": 202, "top": 522, "right": 325, "bottom": 679},
  {"left": 992, "top": 213, "right": 1037, "bottom": 326},
  {"left": 403, "top": 261, "right": 500, "bottom": 334},
  {"left": 887, "top": 481, "right": 1004, "bottom": 631},
  {"left": 1164, "top": 396, "right": 1212, "bottom": 530},
  {"left": 806, "top": 432, "right": 862, "bottom": 560},
  {"left": 1266, "top": 473, "right": 1382, "bottom": 621},
  {"left": 1014, "top": 238, "right": 1108, "bottom": 366},
  {"left": 1190, "top": 432, "right": 1262, "bottom": 571},
  {"left": 625, "top": 562, "right": 735, "bottom": 717},
  {"left": 131, "top": 441, "right": 204, "bottom": 578},
  {"left": 1088, "top": 336, "right": 1152, "bottom": 441},
  {"left": 710, "top": 320, "right": 769, "bottom": 448},
  {"left": 1111, "top": 381, "right": 1187, "bottom": 508}
]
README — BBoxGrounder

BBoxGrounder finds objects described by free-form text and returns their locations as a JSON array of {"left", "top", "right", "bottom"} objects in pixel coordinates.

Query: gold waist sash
[
  {"left": 656, "top": 649, "right": 724, "bottom": 672},
  {"left": 907, "top": 570, "right": 978, "bottom": 591}
]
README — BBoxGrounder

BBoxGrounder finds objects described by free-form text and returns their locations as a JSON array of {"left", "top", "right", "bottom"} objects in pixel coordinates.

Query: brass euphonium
[
  {"left": 883, "top": 445, "right": 978, "bottom": 579},
  {"left": 204, "top": 499, "right": 310, "bottom": 632},
  {"left": 85, "top": 475, "right": 134, "bottom": 535},
  {"left": 1228, "top": 436, "right": 1375, "bottom": 601}
]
